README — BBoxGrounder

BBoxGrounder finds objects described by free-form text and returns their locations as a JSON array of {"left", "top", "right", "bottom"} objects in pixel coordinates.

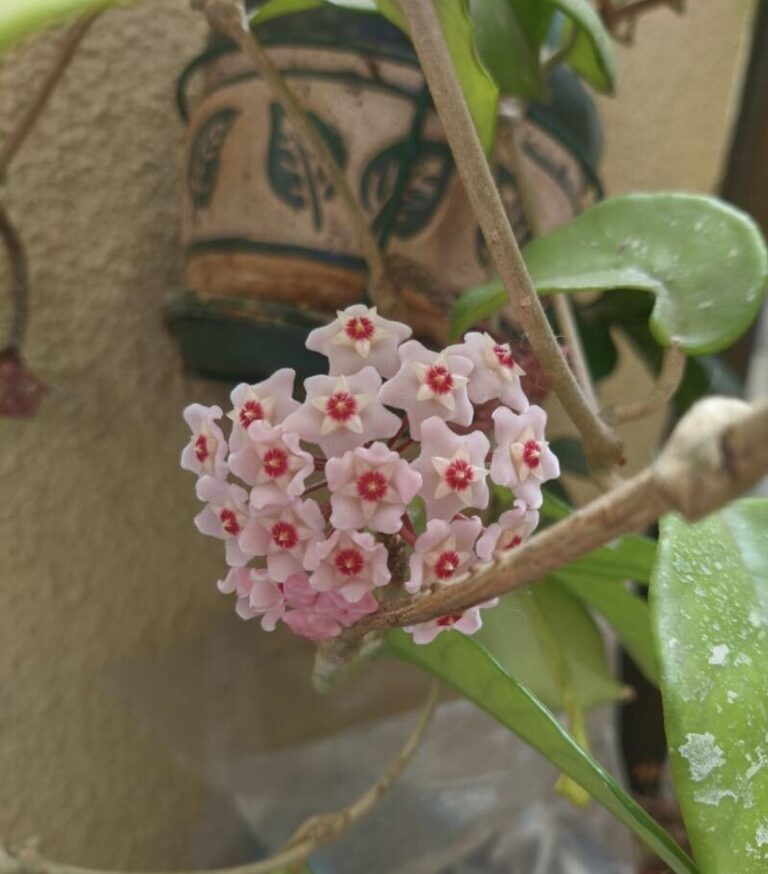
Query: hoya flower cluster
[{"left": 181, "top": 305, "right": 559, "bottom": 644}]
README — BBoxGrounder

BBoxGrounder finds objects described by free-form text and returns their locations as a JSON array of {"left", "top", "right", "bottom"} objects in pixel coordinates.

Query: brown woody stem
[
  {"left": 0, "top": 682, "right": 439, "bottom": 874},
  {"left": 352, "top": 397, "right": 768, "bottom": 631},
  {"left": 607, "top": 344, "right": 686, "bottom": 424},
  {"left": 0, "top": 14, "right": 98, "bottom": 181},
  {"left": 399, "top": 0, "right": 622, "bottom": 467},
  {"left": 502, "top": 113, "right": 599, "bottom": 411}
]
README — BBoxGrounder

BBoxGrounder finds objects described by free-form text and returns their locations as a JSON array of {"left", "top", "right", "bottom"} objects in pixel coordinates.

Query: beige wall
[
  {"left": 597, "top": 0, "right": 755, "bottom": 194},
  {"left": 0, "top": 0, "right": 757, "bottom": 867},
  {"left": 0, "top": 4, "right": 225, "bottom": 866}
]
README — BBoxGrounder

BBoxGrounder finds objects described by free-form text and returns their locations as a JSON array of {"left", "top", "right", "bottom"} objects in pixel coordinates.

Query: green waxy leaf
[
  {"left": 555, "top": 573, "right": 659, "bottom": 685},
  {"left": 436, "top": 0, "right": 500, "bottom": 153},
  {"left": 477, "top": 578, "right": 625, "bottom": 712},
  {"left": 554, "top": 0, "right": 615, "bottom": 93},
  {"left": 558, "top": 537, "right": 657, "bottom": 587},
  {"left": 525, "top": 195, "right": 768, "bottom": 355},
  {"left": 453, "top": 195, "right": 768, "bottom": 355},
  {"left": 651, "top": 501, "right": 768, "bottom": 873},
  {"left": 386, "top": 629, "right": 698, "bottom": 874},
  {"left": 469, "top": 0, "right": 547, "bottom": 100},
  {"left": 0, "top": 0, "right": 117, "bottom": 52},
  {"left": 450, "top": 279, "right": 509, "bottom": 340},
  {"left": 261, "top": 0, "right": 497, "bottom": 152},
  {"left": 511, "top": 0, "right": 556, "bottom": 49}
]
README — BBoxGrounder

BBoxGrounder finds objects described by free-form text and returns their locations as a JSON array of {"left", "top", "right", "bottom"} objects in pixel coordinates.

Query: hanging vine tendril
[
  {"left": 0, "top": 203, "right": 47, "bottom": 416},
  {"left": 0, "top": 202, "right": 27, "bottom": 351}
]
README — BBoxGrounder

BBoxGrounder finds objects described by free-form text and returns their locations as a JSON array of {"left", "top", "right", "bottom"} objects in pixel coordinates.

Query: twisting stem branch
[
  {"left": 352, "top": 397, "right": 768, "bottom": 631},
  {"left": 0, "top": 682, "right": 440, "bottom": 874},
  {"left": 0, "top": 14, "right": 98, "bottom": 181},
  {"left": 193, "top": 0, "right": 389, "bottom": 307},
  {"left": 607, "top": 344, "right": 686, "bottom": 425},
  {"left": 279, "top": 680, "right": 439, "bottom": 853},
  {"left": 502, "top": 112, "right": 598, "bottom": 411},
  {"left": 399, "top": 0, "right": 622, "bottom": 468}
]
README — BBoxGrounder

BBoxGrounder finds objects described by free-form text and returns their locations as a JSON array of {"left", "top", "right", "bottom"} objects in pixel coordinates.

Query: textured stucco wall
[
  {"left": 0, "top": 3, "right": 225, "bottom": 867},
  {"left": 0, "top": 0, "right": 756, "bottom": 868},
  {"left": 597, "top": 0, "right": 755, "bottom": 194}
]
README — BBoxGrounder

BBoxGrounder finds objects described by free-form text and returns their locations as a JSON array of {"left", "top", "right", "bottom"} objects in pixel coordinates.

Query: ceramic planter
[{"left": 168, "top": 8, "right": 602, "bottom": 381}]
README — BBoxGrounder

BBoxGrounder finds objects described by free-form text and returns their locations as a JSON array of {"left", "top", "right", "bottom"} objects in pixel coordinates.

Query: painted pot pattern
[{"left": 179, "top": 39, "right": 599, "bottom": 351}]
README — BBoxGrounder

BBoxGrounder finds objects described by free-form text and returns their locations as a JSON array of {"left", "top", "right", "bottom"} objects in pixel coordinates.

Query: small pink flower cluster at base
[{"left": 181, "top": 305, "right": 559, "bottom": 645}]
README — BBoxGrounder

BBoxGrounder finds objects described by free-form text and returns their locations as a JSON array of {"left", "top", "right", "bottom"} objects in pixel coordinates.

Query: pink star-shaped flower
[
  {"left": 448, "top": 331, "right": 529, "bottom": 411},
  {"left": 404, "top": 600, "right": 498, "bottom": 645},
  {"left": 476, "top": 501, "right": 539, "bottom": 561},
  {"left": 227, "top": 369, "right": 300, "bottom": 451},
  {"left": 181, "top": 404, "right": 229, "bottom": 479},
  {"left": 490, "top": 406, "right": 559, "bottom": 508},
  {"left": 239, "top": 499, "right": 325, "bottom": 581},
  {"left": 306, "top": 304, "right": 412, "bottom": 377},
  {"left": 326, "top": 442, "right": 422, "bottom": 534},
  {"left": 378, "top": 340, "right": 474, "bottom": 438},
  {"left": 194, "top": 475, "right": 252, "bottom": 567},
  {"left": 218, "top": 567, "right": 286, "bottom": 630},
  {"left": 405, "top": 516, "right": 482, "bottom": 594},
  {"left": 304, "top": 529, "right": 391, "bottom": 603},
  {"left": 281, "top": 572, "right": 379, "bottom": 641},
  {"left": 283, "top": 367, "right": 401, "bottom": 457},
  {"left": 411, "top": 417, "right": 490, "bottom": 520},
  {"left": 228, "top": 422, "right": 314, "bottom": 508}
]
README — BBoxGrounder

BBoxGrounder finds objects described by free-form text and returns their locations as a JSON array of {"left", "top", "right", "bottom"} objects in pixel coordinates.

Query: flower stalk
[{"left": 353, "top": 397, "right": 768, "bottom": 631}]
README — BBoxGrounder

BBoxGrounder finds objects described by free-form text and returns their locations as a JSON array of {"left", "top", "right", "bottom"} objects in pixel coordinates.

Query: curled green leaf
[
  {"left": 554, "top": 0, "right": 615, "bottom": 93},
  {"left": 452, "top": 195, "right": 768, "bottom": 355}
]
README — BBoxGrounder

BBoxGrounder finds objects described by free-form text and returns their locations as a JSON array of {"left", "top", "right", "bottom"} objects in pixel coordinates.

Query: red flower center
[
  {"left": 262, "top": 447, "right": 289, "bottom": 479},
  {"left": 444, "top": 459, "right": 474, "bottom": 492},
  {"left": 334, "top": 548, "right": 365, "bottom": 577},
  {"left": 239, "top": 399, "right": 264, "bottom": 428},
  {"left": 194, "top": 434, "right": 210, "bottom": 463},
  {"left": 357, "top": 470, "right": 388, "bottom": 502},
  {"left": 326, "top": 391, "right": 357, "bottom": 422},
  {"left": 434, "top": 550, "right": 461, "bottom": 580},
  {"left": 219, "top": 508, "right": 241, "bottom": 536},
  {"left": 504, "top": 534, "right": 522, "bottom": 550},
  {"left": 436, "top": 613, "right": 463, "bottom": 627},
  {"left": 522, "top": 439, "right": 542, "bottom": 469},
  {"left": 425, "top": 364, "right": 454, "bottom": 395},
  {"left": 345, "top": 316, "right": 375, "bottom": 342},
  {"left": 271, "top": 521, "right": 299, "bottom": 550},
  {"left": 493, "top": 344, "right": 516, "bottom": 369}
]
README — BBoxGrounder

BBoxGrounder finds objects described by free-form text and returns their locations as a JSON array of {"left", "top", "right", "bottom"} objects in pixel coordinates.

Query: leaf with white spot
[{"left": 652, "top": 500, "right": 768, "bottom": 872}]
